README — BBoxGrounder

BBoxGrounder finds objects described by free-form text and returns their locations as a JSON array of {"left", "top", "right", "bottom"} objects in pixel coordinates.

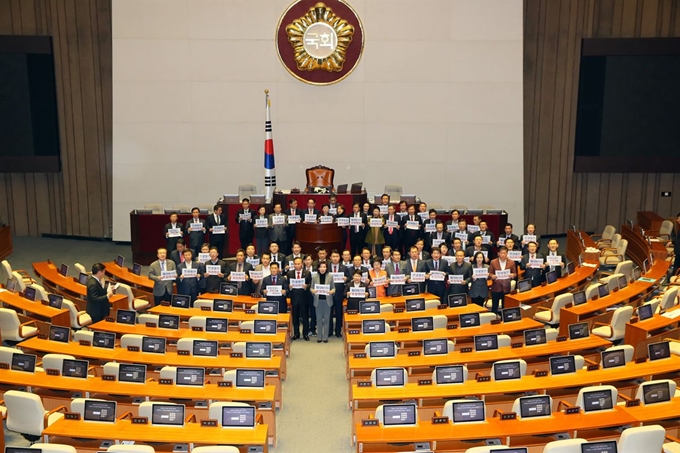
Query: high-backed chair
[
  {"left": 380, "top": 303, "right": 394, "bottom": 313},
  {"left": 479, "top": 312, "right": 498, "bottom": 325},
  {"left": 654, "top": 286, "right": 679, "bottom": 313},
  {"left": 639, "top": 299, "right": 661, "bottom": 316},
  {"left": 592, "top": 305, "right": 633, "bottom": 341},
  {"left": 188, "top": 316, "right": 208, "bottom": 331},
  {"left": 172, "top": 205, "right": 191, "bottom": 214},
  {"left": 432, "top": 365, "right": 468, "bottom": 384},
  {"left": 108, "top": 446, "right": 156, "bottom": 453},
  {"left": 664, "top": 441, "right": 680, "bottom": 453},
  {"left": 0, "top": 346, "right": 20, "bottom": 365},
  {"left": 1, "top": 260, "right": 35, "bottom": 286},
  {"left": 70, "top": 398, "right": 106, "bottom": 415},
  {"left": 73, "top": 330, "right": 94, "bottom": 343},
  {"left": 534, "top": 293, "right": 573, "bottom": 326},
  {"left": 618, "top": 425, "right": 666, "bottom": 453},
  {"left": 593, "top": 225, "right": 616, "bottom": 248},
  {"left": 443, "top": 399, "right": 484, "bottom": 421},
  {"left": 42, "top": 353, "right": 76, "bottom": 372},
  {"left": 370, "top": 368, "right": 408, "bottom": 387},
  {"left": 600, "top": 273, "right": 624, "bottom": 292},
  {"left": 585, "top": 283, "right": 601, "bottom": 300},
  {"left": 659, "top": 220, "right": 674, "bottom": 240},
  {"left": 194, "top": 300, "right": 213, "bottom": 310},
  {"left": 600, "top": 239, "right": 628, "bottom": 267},
  {"left": 159, "top": 366, "right": 177, "bottom": 381},
  {"left": 176, "top": 337, "right": 201, "bottom": 353},
  {"left": 12, "top": 272, "right": 27, "bottom": 293},
  {"left": 238, "top": 184, "right": 257, "bottom": 201},
  {"left": 74, "top": 263, "right": 87, "bottom": 275},
  {"left": 0, "top": 308, "right": 38, "bottom": 342},
  {"left": 497, "top": 335, "right": 511, "bottom": 348},
  {"left": 120, "top": 334, "right": 143, "bottom": 349},
  {"left": 138, "top": 313, "right": 159, "bottom": 325},
  {"left": 29, "top": 283, "right": 48, "bottom": 301},
  {"left": 383, "top": 184, "right": 402, "bottom": 200},
  {"left": 364, "top": 341, "right": 398, "bottom": 358},
  {"left": 603, "top": 344, "right": 634, "bottom": 363},
  {"left": 198, "top": 204, "right": 214, "bottom": 214},
  {"left": 144, "top": 204, "right": 164, "bottom": 214},
  {"left": 574, "top": 385, "right": 618, "bottom": 412},
  {"left": 424, "top": 299, "right": 441, "bottom": 310},
  {"left": 477, "top": 205, "right": 495, "bottom": 212},
  {"left": 491, "top": 359, "right": 527, "bottom": 380},
  {"left": 305, "top": 165, "right": 334, "bottom": 191},
  {"left": 31, "top": 444, "right": 77, "bottom": 453},
  {"left": 4, "top": 390, "right": 65, "bottom": 440},
  {"left": 102, "top": 362, "right": 120, "bottom": 377},
  {"left": 62, "top": 299, "right": 92, "bottom": 328},
  {"left": 432, "top": 315, "right": 448, "bottom": 329},
  {"left": 542, "top": 439, "right": 588, "bottom": 453},
  {"left": 116, "top": 283, "right": 150, "bottom": 312},
  {"left": 450, "top": 205, "right": 468, "bottom": 213},
  {"left": 600, "top": 260, "right": 635, "bottom": 281}
]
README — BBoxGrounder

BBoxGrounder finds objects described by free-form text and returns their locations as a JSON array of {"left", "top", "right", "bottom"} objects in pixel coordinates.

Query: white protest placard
[
  {"left": 230, "top": 271, "right": 246, "bottom": 282},
  {"left": 390, "top": 274, "right": 405, "bottom": 285},
  {"left": 481, "top": 250, "right": 489, "bottom": 259},
  {"left": 168, "top": 228, "right": 182, "bottom": 238},
  {"left": 464, "top": 257, "right": 471, "bottom": 263},
  {"left": 442, "top": 255, "right": 456, "bottom": 264},
  {"left": 336, "top": 217, "right": 349, "bottom": 227},
  {"left": 182, "top": 268, "right": 198, "bottom": 278},
  {"left": 361, "top": 272, "right": 369, "bottom": 283},
  {"left": 349, "top": 217, "right": 362, "bottom": 226},
  {"left": 161, "top": 270, "right": 177, "bottom": 281},
  {"left": 448, "top": 274, "right": 464, "bottom": 285},
  {"left": 328, "top": 207, "right": 337, "bottom": 215},
  {"left": 305, "top": 214, "right": 317, "bottom": 223},
  {"left": 417, "top": 212, "right": 429, "bottom": 220},
  {"left": 266, "top": 285, "right": 282, "bottom": 296},
  {"left": 190, "top": 222, "right": 203, "bottom": 232},
  {"left": 455, "top": 232, "right": 468, "bottom": 242},
  {"left": 446, "top": 223, "right": 459, "bottom": 232},
  {"left": 547, "top": 255, "right": 562, "bottom": 266},
  {"left": 497, "top": 238, "right": 506, "bottom": 247},
  {"left": 481, "top": 235, "right": 490, "bottom": 244},
  {"left": 468, "top": 225, "right": 480, "bottom": 233},
  {"left": 523, "top": 234, "right": 537, "bottom": 243},
  {"left": 406, "top": 220, "right": 420, "bottom": 230},
  {"left": 350, "top": 286, "right": 366, "bottom": 298},
  {"left": 369, "top": 218, "right": 383, "bottom": 228},
  {"left": 432, "top": 239, "right": 444, "bottom": 247},
  {"left": 272, "top": 215, "right": 285, "bottom": 225},
  {"left": 508, "top": 251, "right": 522, "bottom": 261},
  {"left": 529, "top": 258, "right": 543, "bottom": 269},
  {"left": 424, "top": 222, "right": 436, "bottom": 233},
  {"left": 288, "top": 215, "right": 301, "bottom": 224},
  {"left": 386, "top": 220, "right": 399, "bottom": 228},
  {"left": 239, "top": 212, "right": 251, "bottom": 221},
  {"left": 255, "top": 218, "right": 268, "bottom": 228},
  {"left": 410, "top": 272, "right": 426, "bottom": 283},
  {"left": 249, "top": 270, "right": 264, "bottom": 280},
  {"left": 372, "top": 276, "right": 386, "bottom": 286},
  {"left": 319, "top": 216, "right": 334, "bottom": 224},
  {"left": 430, "top": 271, "right": 446, "bottom": 281},
  {"left": 288, "top": 261, "right": 294, "bottom": 270},
  {"left": 314, "top": 284, "right": 330, "bottom": 295},
  {"left": 197, "top": 253, "right": 210, "bottom": 263},
  {"left": 212, "top": 225, "right": 225, "bottom": 234},
  {"left": 290, "top": 278, "right": 305, "bottom": 289},
  {"left": 331, "top": 272, "right": 345, "bottom": 284},
  {"left": 495, "top": 269, "right": 511, "bottom": 280},
  {"left": 473, "top": 267, "right": 488, "bottom": 278},
  {"left": 378, "top": 205, "right": 388, "bottom": 215},
  {"left": 246, "top": 257, "right": 260, "bottom": 267},
  {"left": 205, "top": 265, "right": 221, "bottom": 276}
]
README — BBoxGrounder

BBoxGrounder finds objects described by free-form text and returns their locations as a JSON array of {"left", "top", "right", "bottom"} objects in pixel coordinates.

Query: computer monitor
[
  {"left": 5, "top": 448, "right": 41, "bottom": 453},
  {"left": 5, "top": 278, "right": 16, "bottom": 293},
  {"left": 403, "top": 283, "right": 420, "bottom": 296},
  {"left": 151, "top": 403, "right": 185, "bottom": 426},
  {"left": 158, "top": 314, "right": 180, "bottom": 329},
  {"left": 451, "top": 400, "right": 485, "bottom": 423},
  {"left": 618, "top": 275, "right": 628, "bottom": 289},
  {"left": 83, "top": 400, "right": 116, "bottom": 422},
  {"left": 11, "top": 353, "right": 36, "bottom": 372},
  {"left": 518, "top": 395, "right": 552, "bottom": 418},
  {"left": 580, "top": 441, "right": 617, "bottom": 453},
  {"left": 582, "top": 389, "right": 614, "bottom": 412},
  {"left": 573, "top": 290, "right": 587, "bottom": 306},
  {"left": 369, "top": 341, "right": 396, "bottom": 358},
  {"left": 221, "top": 405, "right": 256, "bottom": 428},
  {"left": 141, "top": 336, "right": 166, "bottom": 354},
  {"left": 23, "top": 286, "right": 36, "bottom": 301},
  {"left": 648, "top": 341, "right": 671, "bottom": 361},
  {"left": 118, "top": 363, "right": 146, "bottom": 383},
  {"left": 411, "top": 316, "right": 434, "bottom": 332},
  {"left": 62, "top": 359, "right": 88, "bottom": 378},
  {"left": 466, "top": 209, "right": 484, "bottom": 216},
  {"left": 493, "top": 361, "right": 522, "bottom": 381},
  {"left": 245, "top": 342, "right": 272, "bottom": 358},
  {"left": 93, "top": 331, "right": 116, "bottom": 349},
  {"left": 132, "top": 263, "right": 142, "bottom": 276},
  {"left": 501, "top": 307, "right": 522, "bottom": 323},
  {"left": 435, "top": 365, "right": 464, "bottom": 384},
  {"left": 641, "top": 381, "right": 672, "bottom": 404},
  {"left": 115, "top": 255, "right": 124, "bottom": 268},
  {"left": 492, "top": 449, "right": 527, "bottom": 453},
  {"left": 257, "top": 301, "right": 279, "bottom": 314},
  {"left": 637, "top": 303, "right": 654, "bottom": 321},
  {"left": 254, "top": 319, "right": 277, "bottom": 334},
  {"left": 359, "top": 300, "right": 381, "bottom": 314},
  {"left": 634, "top": 266, "right": 642, "bottom": 280},
  {"left": 423, "top": 338, "right": 448, "bottom": 355},
  {"left": 171, "top": 294, "right": 191, "bottom": 308},
  {"left": 567, "top": 261, "right": 576, "bottom": 275},
  {"left": 205, "top": 317, "right": 227, "bottom": 333},
  {"left": 135, "top": 209, "right": 153, "bottom": 214},
  {"left": 362, "top": 319, "right": 386, "bottom": 334},
  {"left": 405, "top": 297, "right": 426, "bottom": 311},
  {"left": 367, "top": 287, "right": 377, "bottom": 299},
  {"left": 382, "top": 403, "right": 417, "bottom": 427},
  {"left": 523, "top": 328, "right": 547, "bottom": 346},
  {"left": 601, "top": 349, "right": 626, "bottom": 369},
  {"left": 213, "top": 299, "right": 233, "bottom": 312},
  {"left": 517, "top": 279, "right": 532, "bottom": 293},
  {"left": 47, "top": 293, "right": 63, "bottom": 309},
  {"left": 78, "top": 272, "right": 88, "bottom": 285},
  {"left": 550, "top": 355, "right": 576, "bottom": 375},
  {"left": 116, "top": 309, "right": 136, "bottom": 325},
  {"left": 58, "top": 263, "right": 69, "bottom": 277},
  {"left": 235, "top": 369, "right": 266, "bottom": 388},
  {"left": 375, "top": 368, "right": 405, "bottom": 387},
  {"left": 193, "top": 340, "right": 218, "bottom": 357},
  {"left": 598, "top": 284, "right": 609, "bottom": 298},
  {"left": 459, "top": 313, "right": 480, "bottom": 328},
  {"left": 176, "top": 367, "right": 205, "bottom": 386},
  {"left": 220, "top": 282, "right": 238, "bottom": 295},
  {"left": 48, "top": 325, "right": 70, "bottom": 343},
  {"left": 399, "top": 193, "right": 416, "bottom": 204},
  {"left": 474, "top": 335, "right": 499, "bottom": 351},
  {"left": 545, "top": 271, "right": 557, "bottom": 284},
  {"left": 448, "top": 293, "right": 467, "bottom": 307},
  {"left": 335, "top": 183, "right": 348, "bottom": 194},
  {"left": 568, "top": 322, "right": 589, "bottom": 339}
]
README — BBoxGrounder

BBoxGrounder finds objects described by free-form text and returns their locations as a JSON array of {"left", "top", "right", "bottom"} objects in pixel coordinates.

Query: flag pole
[{"left": 264, "top": 89, "right": 276, "bottom": 203}]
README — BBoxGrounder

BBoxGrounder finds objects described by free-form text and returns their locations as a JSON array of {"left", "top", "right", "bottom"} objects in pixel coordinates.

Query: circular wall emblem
[{"left": 276, "top": 0, "right": 364, "bottom": 85}]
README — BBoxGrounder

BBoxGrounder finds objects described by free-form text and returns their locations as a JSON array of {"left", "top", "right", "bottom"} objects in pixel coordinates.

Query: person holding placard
[
  {"left": 268, "top": 203, "right": 288, "bottom": 255},
  {"left": 425, "top": 221, "right": 450, "bottom": 252},
  {"left": 303, "top": 254, "right": 317, "bottom": 336},
  {"left": 466, "top": 236, "right": 490, "bottom": 263},
  {"left": 546, "top": 239, "right": 566, "bottom": 277},
  {"left": 469, "top": 251, "right": 491, "bottom": 307},
  {"left": 421, "top": 209, "right": 438, "bottom": 241},
  {"left": 206, "top": 205, "right": 227, "bottom": 258},
  {"left": 254, "top": 205, "right": 270, "bottom": 257},
  {"left": 521, "top": 223, "right": 541, "bottom": 254},
  {"left": 400, "top": 205, "right": 422, "bottom": 254},
  {"left": 336, "top": 204, "right": 348, "bottom": 249},
  {"left": 385, "top": 249, "right": 407, "bottom": 296},
  {"left": 446, "top": 249, "right": 471, "bottom": 299},
  {"left": 287, "top": 257, "right": 311, "bottom": 340},
  {"left": 184, "top": 207, "right": 206, "bottom": 256},
  {"left": 311, "top": 262, "right": 334, "bottom": 343},
  {"left": 203, "top": 246, "right": 227, "bottom": 293},
  {"left": 519, "top": 241, "right": 544, "bottom": 287},
  {"left": 164, "top": 212, "right": 184, "bottom": 255},
  {"left": 312, "top": 248, "right": 328, "bottom": 270},
  {"left": 269, "top": 242, "right": 284, "bottom": 269},
  {"left": 498, "top": 222, "right": 520, "bottom": 248},
  {"left": 236, "top": 198, "right": 254, "bottom": 250},
  {"left": 196, "top": 243, "right": 211, "bottom": 266},
  {"left": 349, "top": 203, "right": 367, "bottom": 257},
  {"left": 489, "top": 247, "right": 517, "bottom": 314},
  {"left": 328, "top": 194, "right": 339, "bottom": 215},
  {"left": 286, "top": 198, "right": 300, "bottom": 252},
  {"left": 285, "top": 241, "right": 305, "bottom": 272},
  {"left": 504, "top": 238, "right": 523, "bottom": 263},
  {"left": 303, "top": 198, "right": 319, "bottom": 224},
  {"left": 369, "top": 258, "right": 388, "bottom": 298},
  {"left": 425, "top": 246, "right": 450, "bottom": 298},
  {"left": 445, "top": 210, "right": 461, "bottom": 234},
  {"left": 148, "top": 248, "right": 176, "bottom": 306},
  {"left": 328, "top": 250, "right": 349, "bottom": 338},
  {"left": 415, "top": 238, "right": 430, "bottom": 261},
  {"left": 227, "top": 249, "right": 253, "bottom": 295},
  {"left": 252, "top": 252, "right": 272, "bottom": 295},
  {"left": 169, "top": 239, "right": 187, "bottom": 266},
  {"left": 377, "top": 193, "right": 391, "bottom": 214},
  {"left": 177, "top": 249, "right": 204, "bottom": 305},
  {"left": 245, "top": 244, "right": 260, "bottom": 267},
  {"left": 471, "top": 220, "right": 496, "bottom": 252},
  {"left": 382, "top": 204, "right": 401, "bottom": 253},
  {"left": 455, "top": 219, "right": 470, "bottom": 248},
  {"left": 365, "top": 207, "right": 385, "bottom": 256},
  {"left": 345, "top": 269, "right": 369, "bottom": 311},
  {"left": 261, "top": 262, "right": 288, "bottom": 313},
  {"left": 405, "top": 246, "right": 426, "bottom": 292}
]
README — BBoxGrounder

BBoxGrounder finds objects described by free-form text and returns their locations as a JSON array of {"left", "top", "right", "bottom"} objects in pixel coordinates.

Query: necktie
[
  {"left": 434, "top": 261, "right": 438, "bottom": 271},
  {"left": 297, "top": 271, "right": 301, "bottom": 279},
  {"left": 355, "top": 214, "right": 359, "bottom": 232},
  {"left": 180, "top": 255, "right": 185, "bottom": 263},
  {"left": 334, "top": 265, "right": 338, "bottom": 273},
  {"left": 395, "top": 263, "right": 400, "bottom": 274},
  {"left": 161, "top": 261, "right": 165, "bottom": 271},
  {"left": 237, "top": 263, "right": 243, "bottom": 288},
  {"left": 272, "top": 276, "right": 277, "bottom": 285},
  {"left": 215, "top": 214, "right": 218, "bottom": 224},
  {"left": 389, "top": 216, "right": 393, "bottom": 234}
]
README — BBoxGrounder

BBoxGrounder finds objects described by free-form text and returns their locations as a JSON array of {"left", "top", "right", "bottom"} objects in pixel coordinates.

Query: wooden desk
[
  {"left": 638, "top": 211, "right": 666, "bottom": 236},
  {"left": 0, "top": 226, "right": 11, "bottom": 261},
  {"left": 0, "top": 288, "right": 70, "bottom": 329},
  {"left": 621, "top": 224, "right": 668, "bottom": 267},
  {"left": 43, "top": 418, "right": 268, "bottom": 452},
  {"left": 197, "top": 293, "right": 287, "bottom": 310},
  {"left": 32, "top": 261, "right": 128, "bottom": 312},
  {"left": 343, "top": 303, "right": 486, "bottom": 331},
  {"left": 625, "top": 305, "right": 680, "bottom": 359},
  {"left": 567, "top": 230, "right": 599, "bottom": 264},
  {"left": 149, "top": 304, "right": 291, "bottom": 326},
  {"left": 103, "top": 260, "right": 157, "bottom": 299}
]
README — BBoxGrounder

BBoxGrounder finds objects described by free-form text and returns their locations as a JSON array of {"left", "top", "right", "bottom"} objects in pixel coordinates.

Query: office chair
[
  {"left": 29, "top": 283, "right": 48, "bottom": 301},
  {"left": 432, "top": 314, "right": 448, "bottom": 329},
  {"left": 634, "top": 379, "right": 678, "bottom": 405},
  {"left": 74, "top": 263, "right": 87, "bottom": 275},
  {"left": 591, "top": 305, "right": 633, "bottom": 341},
  {"left": 62, "top": 299, "right": 93, "bottom": 328},
  {"left": 1, "top": 260, "right": 35, "bottom": 286},
  {"left": 534, "top": 293, "right": 573, "bottom": 326},
  {"left": 238, "top": 184, "right": 258, "bottom": 201},
  {"left": 188, "top": 316, "right": 208, "bottom": 331},
  {"left": 172, "top": 205, "right": 191, "bottom": 214},
  {"left": 600, "top": 239, "right": 628, "bottom": 267},
  {"left": 491, "top": 359, "right": 527, "bottom": 380},
  {"left": 138, "top": 313, "right": 159, "bottom": 325},
  {"left": 305, "top": 165, "right": 335, "bottom": 191},
  {"left": 618, "top": 425, "right": 665, "bottom": 453},
  {"left": 177, "top": 337, "right": 202, "bottom": 354},
  {"left": 603, "top": 344, "right": 634, "bottom": 363},
  {"left": 432, "top": 365, "right": 468, "bottom": 384},
  {"left": 383, "top": 184, "right": 402, "bottom": 200},
  {"left": 108, "top": 446, "right": 156, "bottom": 453},
  {"left": 42, "top": 353, "right": 76, "bottom": 372},
  {"left": 120, "top": 334, "right": 144, "bottom": 349},
  {"left": 116, "top": 283, "right": 151, "bottom": 312},
  {"left": 449, "top": 204, "right": 468, "bottom": 213},
  {"left": 464, "top": 447, "right": 509, "bottom": 453},
  {"left": 4, "top": 390, "right": 66, "bottom": 441},
  {"left": 143, "top": 203, "right": 164, "bottom": 214},
  {"left": 511, "top": 395, "right": 553, "bottom": 418},
  {"left": 592, "top": 225, "right": 616, "bottom": 248},
  {"left": 30, "top": 444, "right": 77, "bottom": 453},
  {"left": 542, "top": 439, "right": 587, "bottom": 453},
  {"left": 654, "top": 286, "right": 679, "bottom": 313},
  {"left": 0, "top": 308, "right": 38, "bottom": 342},
  {"left": 599, "top": 273, "right": 624, "bottom": 292},
  {"left": 194, "top": 300, "right": 213, "bottom": 310},
  {"left": 192, "top": 447, "right": 240, "bottom": 453},
  {"left": 574, "top": 385, "right": 618, "bottom": 412}
]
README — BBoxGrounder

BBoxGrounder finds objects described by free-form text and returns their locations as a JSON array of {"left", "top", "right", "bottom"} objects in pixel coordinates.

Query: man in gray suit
[
  {"left": 384, "top": 249, "right": 407, "bottom": 296},
  {"left": 148, "top": 248, "right": 176, "bottom": 305},
  {"left": 268, "top": 203, "right": 288, "bottom": 255},
  {"left": 405, "top": 245, "right": 427, "bottom": 293}
]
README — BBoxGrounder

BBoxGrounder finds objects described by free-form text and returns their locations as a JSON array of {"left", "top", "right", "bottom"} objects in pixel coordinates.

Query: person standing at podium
[
  {"left": 206, "top": 205, "right": 226, "bottom": 258},
  {"left": 236, "top": 198, "right": 254, "bottom": 250},
  {"left": 164, "top": 212, "right": 183, "bottom": 255},
  {"left": 349, "top": 203, "right": 367, "bottom": 257}
]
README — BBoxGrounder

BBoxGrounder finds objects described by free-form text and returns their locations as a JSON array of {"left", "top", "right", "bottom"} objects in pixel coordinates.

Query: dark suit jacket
[
  {"left": 205, "top": 213, "right": 227, "bottom": 246},
  {"left": 327, "top": 263, "right": 348, "bottom": 301},
  {"left": 184, "top": 218, "right": 206, "bottom": 250},
  {"left": 489, "top": 258, "right": 517, "bottom": 293},
  {"left": 344, "top": 281, "right": 369, "bottom": 310},
  {"left": 446, "top": 260, "right": 472, "bottom": 295},
  {"left": 235, "top": 209, "right": 255, "bottom": 239},
  {"left": 405, "top": 259, "right": 426, "bottom": 292},
  {"left": 425, "top": 231, "right": 450, "bottom": 251},
  {"left": 261, "top": 274, "right": 289, "bottom": 313},
  {"left": 348, "top": 213, "right": 368, "bottom": 237},
  {"left": 424, "top": 258, "right": 450, "bottom": 297},
  {"left": 170, "top": 249, "right": 184, "bottom": 267},
  {"left": 286, "top": 269, "right": 311, "bottom": 305},
  {"left": 400, "top": 215, "right": 422, "bottom": 246},
  {"left": 544, "top": 253, "right": 566, "bottom": 278},
  {"left": 227, "top": 261, "right": 254, "bottom": 295},
  {"left": 164, "top": 222, "right": 184, "bottom": 254},
  {"left": 384, "top": 259, "right": 407, "bottom": 296},
  {"left": 176, "top": 261, "right": 205, "bottom": 299},
  {"left": 203, "top": 259, "right": 227, "bottom": 293},
  {"left": 268, "top": 213, "right": 288, "bottom": 242},
  {"left": 519, "top": 253, "right": 545, "bottom": 286},
  {"left": 86, "top": 276, "right": 110, "bottom": 323}
]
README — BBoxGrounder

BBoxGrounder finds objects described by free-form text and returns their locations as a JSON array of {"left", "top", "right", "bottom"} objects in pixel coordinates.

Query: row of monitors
[{"left": 113, "top": 309, "right": 278, "bottom": 334}]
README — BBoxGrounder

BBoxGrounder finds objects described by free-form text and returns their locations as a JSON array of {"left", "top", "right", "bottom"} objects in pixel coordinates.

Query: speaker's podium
[{"left": 296, "top": 222, "right": 344, "bottom": 256}]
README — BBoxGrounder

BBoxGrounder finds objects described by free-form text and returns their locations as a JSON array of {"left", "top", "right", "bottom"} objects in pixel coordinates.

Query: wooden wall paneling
[{"left": 658, "top": 174, "right": 675, "bottom": 216}]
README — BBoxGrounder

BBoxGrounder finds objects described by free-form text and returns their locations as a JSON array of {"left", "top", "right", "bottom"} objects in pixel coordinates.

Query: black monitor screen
[
  {"left": 83, "top": 400, "right": 116, "bottom": 422},
  {"left": 382, "top": 404, "right": 416, "bottom": 426},
  {"left": 598, "top": 284, "right": 609, "bottom": 298},
  {"left": 245, "top": 342, "right": 272, "bottom": 358},
  {"left": 406, "top": 298, "right": 425, "bottom": 311},
  {"left": 11, "top": 353, "right": 36, "bottom": 372},
  {"left": 206, "top": 317, "right": 228, "bottom": 333},
  {"left": 423, "top": 338, "right": 448, "bottom": 355},
  {"left": 569, "top": 322, "right": 589, "bottom": 339},
  {"left": 359, "top": 300, "right": 380, "bottom": 314},
  {"left": 257, "top": 301, "right": 279, "bottom": 314},
  {"left": 59, "top": 264, "right": 68, "bottom": 277},
  {"left": 116, "top": 309, "right": 136, "bottom": 325},
  {"left": 48, "top": 325, "right": 70, "bottom": 343},
  {"left": 23, "top": 287, "right": 36, "bottom": 301},
  {"left": 47, "top": 293, "right": 63, "bottom": 309},
  {"left": 638, "top": 303, "right": 654, "bottom": 321},
  {"left": 517, "top": 279, "right": 532, "bottom": 293},
  {"left": 375, "top": 368, "right": 405, "bottom": 387},
  {"left": 573, "top": 291, "right": 587, "bottom": 306},
  {"left": 411, "top": 316, "right": 434, "bottom": 332},
  {"left": 193, "top": 340, "right": 218, "bottom": 357},
  {"left": 493, "top": 449, "right": 528, "bottom": 453},
  {"left": 403, "top": 283, "right": 419, "bottom": 296},
  {"left": 151, "top": 403, "right": 185, "bottom": 426},
  {"left": 448, "top": 293, "right": 467, "bottom": 307},
  {"left": 474, "top": 335, "right": 499, "bottom": 351},
  {"left": 158, "top": 314, "right": 179, "bottom": 330},
  {"left": 132, "top": 263, "right": 142, "bottom": 276},
  {"left": 118, "top": 363, "right": 146, "bottom": 383},
  {"left": 618, "top": 275, "right": 628, "bottom": 289},
  {"left": 435, "top": 365, "right": 464, "bottom": 384},
  {"left": 78, "top": 273, "right": 88, "bottom": 285},
  {"left": 568, "top": 262, "right": 576, "bottom": 275},
  {"left": 176, "top": 367, "right": 205, "bottom": 386},
  {"left": 494, "top": 362, "right": 521, "bottom": 381},
  {"left": 524, "top": 328, "right": 547, "bottom": 346},
  {"left": 62, "top": 359, "right": 88, "bottom": 378},
  {"left": 545, "top": 271, "right": 557, "bottom": 284},
  {"left": 519, "top": 395, "right": 551, "bottom": 418},
  {"left": 642, "top": 382, "right": 671, "bottom": 404},
  {"left": 601, "top": 350, "right": 626, "bottom": 368},
  {"left": 648, "top": 341, "right": 671, "bottom": 361},
  {"left": 254, "top": 319, "right": 277, "bottom": 334},
  {"left": 581, "top": 442, "right": 617, "bottom": 453},
  {"left": 213, "top": 299, "right": 233, "bottom": 312},
  {"left": 220, "top": 283, "right": 238, "bottom": 295},
  {"left": 550, "top": 355, "right": 576, "bottom": 375},
  {"left": 451, "top": 401, "right": 485, "bottom": 422},
  {"left": 221, "top": 406, "right": 256, "bottom": 428},
  {"left": 369, "top": 341, "right": 396, "bottom": 358},
  {"left": 459, "top": 313, "right": 480, "bottom": 328},
  {"left": 141, "top": 336, "right": 166, "bottom": 354},
  {"left": 171, "top": 294, "right": 191, "bottom": 309},
  {"left": 5, "top": 448, "right": 41, "bottom": 453},
  {"left": 5, "top": 278, "right": 16, "bottom": 293},
  {"left": 235, "top": 369, "right": 265, "bottom": 388},
  {"left": 582, "top": 390, "right": 614, "bottom": 412},
  {"left": 502, "top": 307, "right": 522, "bottom": 323},
  {"left": 362, "top": 319, "right": 386, "bottom": 334},
  {"left": 93, "top": 331, "right": 115, "bottom": 349},
  {"left": 115, "top": 255, "right": 124, "bottom": 267}
]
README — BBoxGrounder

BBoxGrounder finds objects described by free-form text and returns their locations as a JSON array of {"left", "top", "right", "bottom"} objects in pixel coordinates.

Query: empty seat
[
  {"left": 1, "top": 260, "right": 34, "bottom": 286},
  {"left": 618, "top": 424, "right": 665, "bottom": 453},
  {"left": 370, "top": 368, "right": 407, "bottom": 387},
  {"left": 4, "top": 390, "right": 65, "bottom": 440},
  {"left": 62, "top": 299, "right": 93, "bottom": 328},
  {"left": 654, "top": 286, "right": 679, "bottom": 313},
  {"left": 600, "top": 239, "right": 628, "bottom": 267},
  {"left": 116, "top": 283, "right": 150, "bottom": 312},
  {"left": 0, "top": 308, "right": 38, "bottom": 342},
  {"left": 432, "top": 314, "right": 448, "bottom": 329},
  {"left": 172, "top": 205, "right": 191, "bottom": 214},
  {"left": 575, "top": 385, "right": 618, "bottom": 412},
  {"left": 28, "top": 283, "right": 48, "bottom": 301},
  {"left": 108, "top": 445, "right": 156, "bottom": 453},
  {"left": 542, "top": 438, "right": 587, "bottom": 453},
  {"left": 42, "top": 353, "right": 76, "bottom": 372},
  {"left": 600, "top": 273, "right": 624, "bottom": 292},
  {"left": 450, "top": 204, "right": 468, "bottom": 213},
  {"left": 593, "top": 225, "right": 616, "bottom": 248},
  {"left": 144, "top": 204, "right": 164, "bottom": 214},
  {"left": 120, "top": 334, "right": 144, "bottom": 349},
  {"left": 603, "top": 344, "right": 634, "bottom": 363},
  {"left": 31, "top": 444, "right": 77, "bottom": 453},
  {"left": 592, "top": 305, "right": 633, "bottom": 341},
  {"left": 74, "top": 263, "right": 87, "bottom": 275},
  {"left": 383, "top": 184, "right": 402, "bottom": 200},
  {"left": 491, "top": 359, "right": 527, "bottom": 380},
  {"left": 192, "top": 447, "right": 240, "bottom": 453},
  {"left": 534, "top": 293, "right": 573, "bottom": 325},
  {"left": 238, "top": 184, "right": 257, "bottom": 201},
  {"left": 432, "top": 365, "right": 468, "bottom": 384}
]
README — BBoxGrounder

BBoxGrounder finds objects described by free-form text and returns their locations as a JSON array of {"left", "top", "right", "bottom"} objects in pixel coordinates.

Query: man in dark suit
[
  {"left": 285, "top": 198, "right": 300, "bottom": 253},
  {"left": 235, "top": 198, "right": 254, "bottom": 250},
  {"left": 169, "top": 239, "right": 187, "bottom": 266},
  {"left": 385, "top": 249, "right": 407, "bottom": 296},
  {"left": 498, "top": 222, "right": 520, "bottom": 248},
  {"left": 382, "top": 205, "right": 401, "bottom": 253},
  {"left": 164, "top": 212, "right": 183, "bottom": 255},
  {"left": 349, "top": 203, "right": 367, "bottom": 257},
  {"left": 261, "top": 262, "right": 289, "bottom": 313},
  {"left": 86, "top": 262, "right": 113, "bottom": 323},
  {"left": 176, "top": 249, "right": 204, "bottom": 305},
  {"left": 327, "top": 250, "right": 349, "bottom": 338},
  {"left": 405, "top": 246, "right": 426, "bottom": 292},
  {"left": 268, "top": 203, "right": 288, "bottom": 255},
  {"left": 148, "top": 248, "right": 176, "bottom": 305},
  {"left": 205, "top": 205, "right": 227, "bottom": 258},
  {"left": 447, "top": 250, "right": 472, "bottom": 299},
  {"left": 226, "top": 249, "right": 254, "bottom": 295},
  {"left": 286, "top": 257, "right": 311, "bottom": 340},
  {"left": 424, "top": 246, "right": 450, "bottom": 298},
  {"left": 184, "top": 207, "right": 206, "bottom": 256},
  {"left": 344, "top": 269, "right": 369, "bottom": 311},
  {"left": 545, "top": 239, "right": 566, "bottom": 278},
  {"left": 425, "top": 221, "right": 450, "bottom": 252},
  {"left": 489, "top": 247, "right": 518, "bottom": 314},
  {"left": 466, "top": 236, "right": 491, "bottom": 263},
  {"left": 285, "top": 241, "right": 305, "bottom": 272},
  {"left": 202, "top": 246, "right": 227, "bottom": 293},
  {"left": 400, "top": 205, "right": 422, "bottom": 254},
  {"left": 519, "top": 241, "right": 544, "bottom": 287},
  {"left": 415, "top": 239, "right": 431, "bottom": 261}
]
